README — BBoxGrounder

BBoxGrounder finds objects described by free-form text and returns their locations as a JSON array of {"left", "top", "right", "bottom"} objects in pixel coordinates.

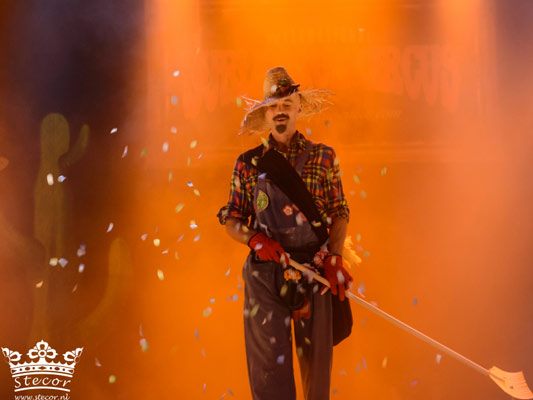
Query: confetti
[
  {"left": 190, "top": 140, "right": 198, "bottom": 149},
  {"left": 107, "top": 223, "right": 114, "bottom": 232},
  {"left": 305, "top": 128, "right": 312, "bottom": 135},
  {"left": 297, "top": 347, "right": 303, "bottom": 358},
  {"left": 382, "top": 357, "right": 388, "bottom": 368},
  {"left": 410, "top": 380, "right": 418, "bottom": 387},
  {"left": 95, "top": 358, "right": 101, "bottom": 367},
  {"left": 190, "top": 220, "right": 198, "bottom": 229},
  {"left": 203, "top": 383, "right": 206, "bottom": 392},
  {"left": 413, "top": 297, "right": 418, "bottom": 306},
  {"left": 153, "top": 238, "right": 160, "bottom": 247},
  {"left": 141, "top": 233, "right": 148, "bottom": 241},
  {"left": 261, "top": 137, "right": 269, "bottom": 147},
  {"left": 226, "top": 294, "right": 238, "bottom": 302},
  {"left": 353, "top": 174, "right": 360, "bottom": 184},
  {"left": 193, "top": 188, "right": 200, "bottom": 196},
  {"left": 356, "top": 365, "right": 361, "bottom": 373},
  {"left": 139, "top": 324, "right": 144, "bottom": 336},
  {"left": 171, "top": 95, "right": 178, "bottom": 105},
  {"left": 57, "top": 175, "right": 66, "bottom": 183},
  {"left": 362, "top": 358, "right": 368, "bottom": 370},
  {"left": 356, "top": 233, "right": 361, "bottom": 242},
  {"left": 77, "top": 244, "right": 86, "bottom": 257},
  {"left": 187, "top": 157, "right": 191, "bottom": 166},
  {"left": 269, "top": 337, "right": 276, "bottom": 345},
  {"left": 78, "top": 264, "right": 85, "bottom": 273},
  {"left": 187, "top": 181, "right": 194, "bottom": 187},
  {"left": 202, "top": 307, "right": 212, "bottom": 317},
  {"left": 336, "top": 270, "right": 345, "bottom": 284},
  {"left": 280, "top": 284, "right": 288, "bottom": 297},
  {"left": 140, "top": 148, "right": 148, "bottom": 157},
  {"left": 49, "top": 258, "right": 58, "bottom": 266},
  {"left": 325, "top": 120, "right": 331, "bottom": 126},
  {"left": 332, "top": 388, "right": 339, "bottom": 394},
  {"left": 46, "top": 174, "right": 54, "bottom": 186},
  {"left": 363, "top": 251, "right": 371, "bottom": 258},
  {"left": 110, "top": 128, "right": 118, "bottom": 134},
  {"left": 170, "top": 126, "right": 178, "bottom": 134},
  {"left": 284, "top": 316, "right": 291, "bottom": 327},
  {"left": 157, "top": 269, "right": 164, "bottom": 280},
  {"left": 340, "top": 370, "right": 347, "bottom": 375},
  {"left": 177, "top": 234, "right": 184, "bottom": 242},
  {"left": 35, "top": 280, "right": 44, "bottom": 288},
  {"left": 357, "top": 283, "right": 366, "bottom": 297},
  {"left": 250, "top": 304, "right": 260, "bottom": 317},
  {"left": 58, "top": 258, "right": 68, "bottom": 268},
  {"left": 168, "top": 171, "right": 173, "bottom": 181},
  {"left": 162, "top": 142, "right": 169, "bottom": 152},
  {"left": 436, "top": 354, "right": 442, "bottom": 364},
  {"left": 173, "top": 70, "right": 180, "bottom": 77},
  {"left": 194, "top": 329, "right": 199, "bottom": 340},
  {"left": 140, "top": 338, "right": 149, "bottom": 352},
  {"left": 304, "top": 337, "right": 311, "bottom": 345},
  {"left": 201, "top": 348, "right": 206, "bottom": 357},
  {"left": 243, "top": 309, "right": 250, "bottom": 318},
  {"left": 227, "top": 388, "right": 234, "bottom": 396},
  {"left": 194, "top": 234, "right": 201, "bottom": 242},
  {"left": 360, "top": 190, "right": 367, "bottom": 199},
  {"left": 161, "top": 248, "right": 169, "bottom": 254},
  {"left": 236, "top": 97, "right": 242, "bottom": 107},
  {"left": 109, "top": 375, "right": 116, "bottom": 384},
  {"left": 380, "top": 167, "right": 387, "bottom": 176},
  {"left": 224, "top": 268, "right": 230, "bottom": 276},
  {"left": 198, "top": 153, "right": 203, "bottom": 159},
  {"left": 276, "top": 355, "right": 285, "bottom": 364}
]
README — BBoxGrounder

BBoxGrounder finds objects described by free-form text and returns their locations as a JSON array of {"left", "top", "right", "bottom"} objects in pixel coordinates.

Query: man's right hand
[{"left": 248, "top": 232, "right": 288, "bottom": 264}]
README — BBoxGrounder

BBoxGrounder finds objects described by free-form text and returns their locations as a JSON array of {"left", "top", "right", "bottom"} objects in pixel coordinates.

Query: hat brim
[{"left": 239, "top": 89, "right": 334, "bottom": 135}]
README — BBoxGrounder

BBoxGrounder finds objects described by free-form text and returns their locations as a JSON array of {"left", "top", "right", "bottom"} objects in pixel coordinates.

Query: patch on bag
[
  {"left": 282, "top": 205, "right": 293, "bottom": 216},
  {"left": 256, "top": 190, "right": 269, "bottom": 211},
  {"left": 284, "top": 268, "right": 302, "bottom": 281}
]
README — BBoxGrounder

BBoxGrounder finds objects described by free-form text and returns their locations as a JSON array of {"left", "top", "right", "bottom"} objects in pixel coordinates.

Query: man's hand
[
  {"left": 248, "top": 232, "right": 289, "bottom": 264},
  {"left": 323, "top": 253, "right": 353, "bottom": 301}
]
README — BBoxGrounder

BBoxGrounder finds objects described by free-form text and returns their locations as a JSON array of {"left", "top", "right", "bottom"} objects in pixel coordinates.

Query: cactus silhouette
[{"left": 30, "top": 113, "right": 89, "bottom": 343}]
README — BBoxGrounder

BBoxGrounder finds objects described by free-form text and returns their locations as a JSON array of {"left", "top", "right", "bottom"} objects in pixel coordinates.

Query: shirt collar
[{"left": 267, "top": 131, "right": 306, "bottom": 153}]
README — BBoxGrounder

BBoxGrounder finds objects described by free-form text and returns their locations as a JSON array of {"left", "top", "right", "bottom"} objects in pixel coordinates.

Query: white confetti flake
[
  {"left": 190, "top": 140, "right": 197, "bottom": 149},
  {"left": 58, "top": 258, "right": 68, "bottom": 268},
  {"left": 162, "top": 141, "right": 169, "bottom": 152},
  {"left": 190, "top": 220, "right": 198, "bottom": 229},
  {"left": 175, "top": 203, "right": 184, "bottom": 213},
  {"left": 382, "top": 357, "right": 388, "bottom": 368},
  {"left": 171, "top": 95, "right": 178, "bottom": 105},
  {"left": 106, "top": 222, "right": 114, "bottom": 232},
  {"left": 139, "top": 324, "right": 144, "bottom": 336},
  {"left": 209, "top": 298, "right": 215, "bottom": 304},
  {"left": 141, "top": 233, "right": 148, "bottom": 241},
  {"left": 168, "top": 171, "right": 173, "bottom": 181},
  {"left": 203, "top": 383, "right": 206, "bottom": 392},
  {"left": 261, "top": 137, "right": 269, "bottom": 147},
  {"left": 193, "top": 234, "right": 201, "bottom": 242},
  {"left": 177, "top": 234, "right": 184, "bottom": 242},
  {"left": 225, "top": 268, "right": 230, "bottom": 276},
  {"left": 95, "top": 357, "right": 102, "bottom": 367},
  {"left": 57, "top": 175, "right": 66, "bottom": 183},
  {"left": 35, "top": 280, "right": 44, "bottom": 288},
  {"left": 198, "top": 153, "right": 203, "bottom": 159},
  {"left": 203, "top": 307, "right": 212, "bottom": 317},
  {"left": 194, "top": 329, "right": 199, "bottom": 340},
  {"left": 49, "top": 257, "right": 58, "bottom": 266},
  {"left": 305, "top": 128, "right": 312, "bottom": 135},
  {"left": 380, "top": 167, "right": 387, "bottom": 176},
  {"left": 436, "top": 354, "right": 442, "bottom": 364},
  {"left": 77, "top": 244, "right": 86, "bottom": 257},
  {"left": 153, "top": 238, "right": 160, "bottom": 247},
  {"left": 193, "top": 189, "right": 200, "bottom": 196},
  {"left": 187, "top": 181, "right": 194, "bottom": 187},
  {"left": 170, "top": 126, "right": 178, "bottom": 134},
  {"left": 78, "top": 264, "right": 85, "bottom": 273},
  {"left": 139, "top": 338, "right": 149, "bottom": 352},
  {"left": 284, "top": 316, "right": 291, "bottom": 327},
  {"left": 121, "top": 145, "right": 128, "bottom": 158},
  {"left": 157, "top": 269, "right": 164, "bottom": 280},
  {"left": 46, "top": 174, "right": 54, "bottom": 186},
  {"left": 276, "top": 355, "right": 285, "bottom": 364},
  {"left": 110, "top": 128, "right": 118, "bottom": 134},
  {"left": 109, "top": 375, "right": 116, "bottom": 384},
  {"left": 173, "top": 70, "right": 180, "bottom": 77},
  {"left": 269, "top": 337, "right": 276, "bottom": 344},
  {"left": 250, "top": 304, "right": 260, "bottom": 317},
  {"left": 357, "top": 283, "right": 366, "bottom": 297}
]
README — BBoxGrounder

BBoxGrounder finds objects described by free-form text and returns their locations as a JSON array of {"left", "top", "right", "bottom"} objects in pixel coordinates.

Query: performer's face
[{"left": 265, "top": 93, "right": 302, "bottom": 142}]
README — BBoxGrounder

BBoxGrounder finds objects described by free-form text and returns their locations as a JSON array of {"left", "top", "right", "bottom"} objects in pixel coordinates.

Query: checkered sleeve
[
  {"left": 322, "top": 147, "right": 350, "bottom": 222},
  {"left": 216, "top": 157, "right": 254, "bottom": 225}
]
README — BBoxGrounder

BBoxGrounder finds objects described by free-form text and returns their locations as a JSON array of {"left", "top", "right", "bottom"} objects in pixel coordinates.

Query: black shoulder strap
[{"left": 254, "top": 147, "right": 329, "bottom": 244}]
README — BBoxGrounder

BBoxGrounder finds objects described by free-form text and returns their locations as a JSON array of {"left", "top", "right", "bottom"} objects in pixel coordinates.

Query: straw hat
[{"left": 239, "top": 67, "right": 333, "bottom": 135}]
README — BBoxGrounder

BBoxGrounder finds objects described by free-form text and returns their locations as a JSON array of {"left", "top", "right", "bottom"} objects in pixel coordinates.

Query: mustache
[{"left": 274, "top": 114, "right": 289, "bottom": 121}]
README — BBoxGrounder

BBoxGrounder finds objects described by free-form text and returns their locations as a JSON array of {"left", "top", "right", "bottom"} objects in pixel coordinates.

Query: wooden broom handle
[{"left": 288, "top": 258, "right": 490, "bottom": 377}]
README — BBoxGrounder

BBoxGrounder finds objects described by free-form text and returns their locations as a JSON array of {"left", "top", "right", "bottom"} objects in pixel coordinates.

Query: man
[{"left": 217, "top": 67, "right": 353, "bottom": 400}]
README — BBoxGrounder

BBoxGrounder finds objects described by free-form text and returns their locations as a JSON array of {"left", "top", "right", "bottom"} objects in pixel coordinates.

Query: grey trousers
[{"left": 243, "top": 253, "right": 333, "bottom": 400}]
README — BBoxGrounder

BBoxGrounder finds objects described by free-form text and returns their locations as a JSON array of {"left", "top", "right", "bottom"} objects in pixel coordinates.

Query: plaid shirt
[{"left": 217, "top": 131, "right": 349, "bottom": 226}]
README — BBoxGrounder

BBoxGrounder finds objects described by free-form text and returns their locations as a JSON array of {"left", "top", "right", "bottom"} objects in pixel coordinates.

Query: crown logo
[{"left": 2, "top": 340, "right": 83, "bottom": 393}]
